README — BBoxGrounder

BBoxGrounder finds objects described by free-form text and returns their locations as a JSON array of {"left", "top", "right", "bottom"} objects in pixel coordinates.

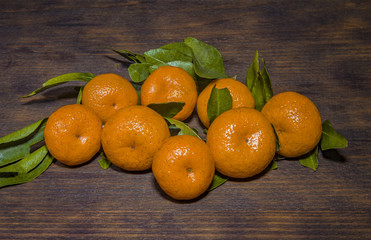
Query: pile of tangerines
[{"left": 44, "top": 66, "right": 322, "bottom": 200}]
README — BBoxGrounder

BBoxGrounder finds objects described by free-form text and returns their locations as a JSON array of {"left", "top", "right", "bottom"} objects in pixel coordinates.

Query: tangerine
[
  {"left": 101, "top": 105, "right": 170, "bottom": 171},
  {"left": 140, "top": 66, "right": 198, "bottom": 121},
  {"left": 44, "top": 104, "right": 102, "bottom": 166},
  {"left": 152, "top": 135, "right": 215, "bottom": 200},
  {"left": 207, "top": 107, "right": 276, "bottom": 178},
  {"left": 261, "top": 91, "right": 322, "bottom": 158},
  {"left": 81, "top": 73, "right": 138, "bottom": 123}
]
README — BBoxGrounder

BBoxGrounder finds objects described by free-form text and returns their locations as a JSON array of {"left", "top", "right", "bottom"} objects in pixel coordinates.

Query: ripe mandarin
[
  {"left": 81, "top": 73, "right": 138, "bottom": 123},
  {"left": 261, "top": 91, "right": 322, "bottom": 158},
  {"left": 207, "top": 107, "right": 276, "bottom": 178},
  {"left": 101, "top": 105, "right": 170, "bottom": 171},
  {"left": 152, "top": 135, "right": 215, "bottom": 200},
  {"left": 44, "top": 104, "right": 102, "bottom": 166},
  {"left": 140, "top": 66, "right": 198, "bottom": 121}
]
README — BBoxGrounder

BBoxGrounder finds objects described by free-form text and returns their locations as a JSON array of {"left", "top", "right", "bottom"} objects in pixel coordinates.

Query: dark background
[{"left": 0, "top": 1, "right": 370, "bottom": 239}]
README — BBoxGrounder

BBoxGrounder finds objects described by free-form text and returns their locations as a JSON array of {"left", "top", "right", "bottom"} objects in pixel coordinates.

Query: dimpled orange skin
[
  {"left": 207, "top": 107, "right": 276, "bottom": 179},
  {"left": 82, "top": 73, "right": 138, "bottom": 123},
  {"left": 197, "top": 78, "right": 255, "bottom": 128},
  {"left": 140, "top": 66, "right": 198, "bottom": 121},
  {"left": 101, "top": 105, "right": 170, "bottom": 171},
  {"left": 44, "top": 104, "right": 102, "bottom": 166},
  {"left": 261, "top": 91, "right": 322, "bottom": 158},
  {"left": 152, "top": 135, "right": 215, "bottom": 200}
]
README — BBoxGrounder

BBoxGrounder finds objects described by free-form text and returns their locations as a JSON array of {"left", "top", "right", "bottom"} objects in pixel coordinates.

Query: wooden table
[{"left": 1, "top": 1, "right": 370, "bottom": 239}]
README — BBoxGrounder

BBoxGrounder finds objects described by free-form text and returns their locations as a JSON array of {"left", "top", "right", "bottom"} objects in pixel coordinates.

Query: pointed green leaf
[
  {"left": 76, "top": 86, "right": 84, "bottom": 104},
  {"left": 144, "top": 48, "right": 192, "bottom": 65},
  {"left": 160, "top": 42, "right": 193, "bottom": 58},
  {"left": 252, "top": 72, "right": 266, "bottom": 111},
  {"left": 321, "top": 120, "right": 348, "bottom": 151},
  {"left": 0, "top": 145, "right": 48, "bottom": 173},
  {"left": 270, "top": 160, "right": 278, "bottom": 170},
  {"left": 195, "top": 76, "right": 213, "bottom": 94},
  {"left": 208, "top": 172, "right": 228, "bottom": 191},
  {"left": 98, "top": 152, "right": 111, "bottom": 170},
  {"left": 164, "top": 118, "right": 201, "bottom": 139},
  {"left": 148, "top": 102, "right": 185, "bottom": 118},
  {"left": 207, "top": 86, "right": 233, "bottom": 126},
  {"left": 261, "top": 60, "right": 273, "bottom": 102},
  {"left": 246, "top": 50, "right": 259, "bottom": 90},
  {"left": 184, "top": 37, "right": 227, "bottom": 79},
  {"left": 109, "top": 47, "right": 146, "bottom": 63},
  {"left": 245, "top": 52, "right": 273, "bottom": 111},
  {"left": 0, "top": 118, "right": 46, "bottom": 145},
  {"left": 128, "top": 63, "right": 151, "bottom": 83},
  {"left": 0, "top": 153, "right": 53, "bottom": 188},
  {"left": 0, "top": 119, "right": 47, "bottom": 167},
  {"left": 271, "top": 124, "right": 281, "bottom": 152},
  {"left": 23, "top": 73, "right": 94, "bottom": 98},
  {"left": 299, "top": 146, "right": 319, "bottom": 170}
]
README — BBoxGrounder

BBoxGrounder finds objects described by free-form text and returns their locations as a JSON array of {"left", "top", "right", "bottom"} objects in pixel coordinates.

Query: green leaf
[
  {"left": 109, "top": 47, "right": 146, "bottom": 63},
  {"left": 252, "top": 73, "right": 266, "bottom": 111},
  {"left": 271, "top": 124, "right": 280, "bottom": 152},
  {"left": 128, "top": 63, "right": 151, "bottom": 83},
  {"left": 207, "top": 86, "right": 233, "bottom": 126},
  {"left": 164, "top": 118, "right": 201, "bottom": 139},
  {"left": 260, "top": 60, "right": 273, "bottom": 102},
  {"left": 270, "top": 159, "right": 278, "bottom": 170},
  {"left": 0, "top": 153, "right": 53, "bottom": 188},
  {"left": 147, "top": 102, "right": 185, "bottom": 118},
  {"left": 160, "top": 42, "right": 193, "bottom": 58},
  {"left": 321, "top": 120, "right": 348, "bottom": 151},
  {"left": 245, "top": 52, "right": 273, "bottom": 111},
  {"left": 23, "top": 72, "right": 95, "bottom": 98},
  {"left": 98, "top": 152, "right": 111, "bottom": 170},
  {"left": 0, "top": 145, "right": 48, "bottom": 173},
  {"left": 195, "top": 76, "right": 213, "bottom": 94},
  {"left": 0, "top": 119, "right": 47, "bottom": 167},
  {"left": 246, "top": 50, "right": 259, "bottom": 90},
  {"left": 76, "top": 86, "right": 84, "bottom": 104},
  {"left": 144, "top": 48, "right": 193, "bottom": 66},
  {"left": 0, "top": 118, "right": 45, "bottom": 145},
  {"left": 299, "top": 146, "right": 319, "bottom": 170},
  {"left": 208, "top": 172, "right": 228, "bottom": 191},
  {"left": 184, "top": 37, "right": 227, "bottom": 79}
]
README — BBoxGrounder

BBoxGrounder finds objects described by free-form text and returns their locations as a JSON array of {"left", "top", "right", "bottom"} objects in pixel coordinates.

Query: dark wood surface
[{"left": 1, "top": 1, "right": 370, "bottom": 239}]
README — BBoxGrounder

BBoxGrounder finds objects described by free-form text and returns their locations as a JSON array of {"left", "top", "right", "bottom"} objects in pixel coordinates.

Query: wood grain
[{"left": 0, "top": 0, "right": 370, "bottom": 239}]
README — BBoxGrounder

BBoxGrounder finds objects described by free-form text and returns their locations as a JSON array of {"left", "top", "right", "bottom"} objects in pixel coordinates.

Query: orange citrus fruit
[
  {"left": 207, "top": 107, "right": 276, "bottom": 178},
  {"left": 197, "top": 78, "right": 255, "bottom": 128},
  {"left": 81, "top": 73, "right": 138, "bottom": 123},
  {"left": 140, "top": 66, "right": 198, "bottom": 121},
  {"left": 152, "top": 135, "right": 215, "bottom": 200},
  {"left": 44, "top": 104, "right": 102, "bottom": 166},
  {"left": 261, "top": 91, "right": 322, "bottom": 158},
  {"left": 101, "top": 105, "right": 170, "bottom": 171}
]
